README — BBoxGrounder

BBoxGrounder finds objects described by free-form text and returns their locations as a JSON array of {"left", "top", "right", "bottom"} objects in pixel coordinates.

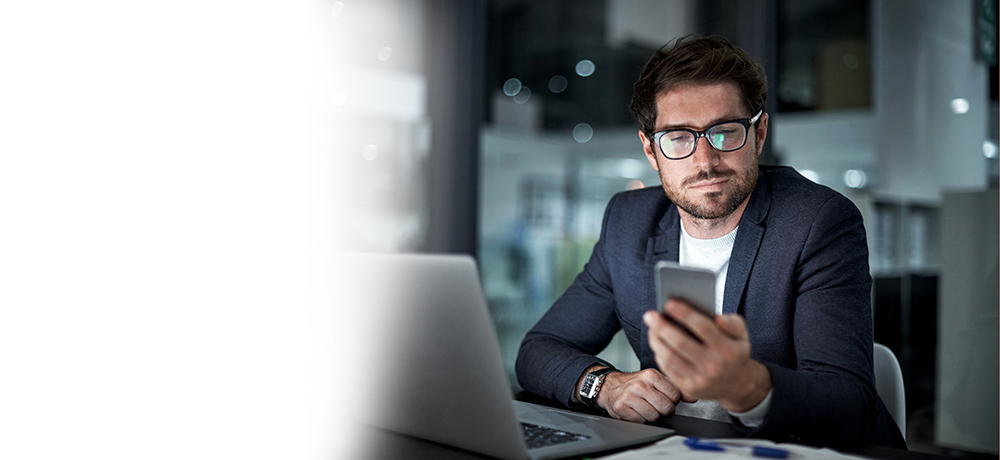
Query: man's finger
[
  {"left": 644, "top": 316, "right": 678, "bottom": 365},
  {"left": 665, "top": 299, "right": 721, "bottom": 344},
  {"left": 651, "top": 376, "right": 681, "bottom": 404},
  {"left": 715, "top": 313, "right": 749, "bottom": 340},
  {"left": 645, "top": 309, "right": 702, "bottom": 365},
  {"left": 633, "top": 399, "right": 664, "bottom": 423},
  {"left": 643, "top": 390, "right": 678, "bottom": 416},
  {"left": 637, "top": 368, "right": 682, "bottom": 404},
  {"left": 609, "top": 399, "right": 657, "bottom": 423},
  {"left": 622, "top": 407, "right": 652, "bottom": 423}
]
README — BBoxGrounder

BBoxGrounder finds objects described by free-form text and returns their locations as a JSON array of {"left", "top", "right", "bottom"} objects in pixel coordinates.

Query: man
[{"left": 515, "top": 35, "right": 905, "bottom": 448}]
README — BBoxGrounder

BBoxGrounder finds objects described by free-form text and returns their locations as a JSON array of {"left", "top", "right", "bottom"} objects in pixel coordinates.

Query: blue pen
[{"left": 684, "top": 437, "right": 790, "bottom": 458}]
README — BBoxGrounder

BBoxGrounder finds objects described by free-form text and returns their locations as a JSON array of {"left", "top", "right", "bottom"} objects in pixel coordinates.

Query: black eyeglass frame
[{"left": 650, "top": 109, "right": 764, "bottom": 160}]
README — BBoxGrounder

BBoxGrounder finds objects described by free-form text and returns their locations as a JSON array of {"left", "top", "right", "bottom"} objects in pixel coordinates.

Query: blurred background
[{"left": 316, "top": 0, "right": 998, "bottom": 456}]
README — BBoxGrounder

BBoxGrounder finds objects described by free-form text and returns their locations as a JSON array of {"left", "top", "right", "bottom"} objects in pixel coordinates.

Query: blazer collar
[
  {"left": 649, "top": 202, "right": 681, "bottom": 257},
  {"left": 723, "top": 170, "right": 770, "bottom": 314},
  {"left": 739, "top": 169, "right": 771, "bottom": 226}
]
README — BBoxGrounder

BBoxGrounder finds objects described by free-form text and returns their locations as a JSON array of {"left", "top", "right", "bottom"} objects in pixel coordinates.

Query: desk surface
[{"left": 349, "top": 391, "right": 952, "bottom": 460}]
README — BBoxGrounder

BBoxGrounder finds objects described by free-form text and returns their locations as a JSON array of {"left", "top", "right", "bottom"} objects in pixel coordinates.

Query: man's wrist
[
  {"left": 728, "top": 387, "right": 772, "bottom": 428},
  {"left": 578, "top": 367, "right": 616, "bottom": 407},
  {"left": 719, "top": 360, "right": 772, "bottom": 412}
]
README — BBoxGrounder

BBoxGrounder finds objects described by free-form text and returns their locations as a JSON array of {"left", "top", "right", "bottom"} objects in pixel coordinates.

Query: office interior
[{"left": 319, "top": 0, "right": 999, "bottom": 456}]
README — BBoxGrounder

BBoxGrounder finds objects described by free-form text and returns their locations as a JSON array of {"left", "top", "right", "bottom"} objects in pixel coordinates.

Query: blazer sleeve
[
  {"left": 744, "top": 194, "right": 897, "bottom": 446},
  {"left": 515, "top": 194, "right": 624, "bottom": 408}
]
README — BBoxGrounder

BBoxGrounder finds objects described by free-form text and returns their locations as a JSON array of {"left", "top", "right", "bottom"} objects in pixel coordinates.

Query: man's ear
[
  {"left": 639, "top": 131, "right": 660, "bottom": 172},
  {"left": 754, "top": 112, "right": 769, "bottom": 155}
]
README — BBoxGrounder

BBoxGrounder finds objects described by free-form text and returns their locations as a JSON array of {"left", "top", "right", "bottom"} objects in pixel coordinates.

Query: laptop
[{"left": 343, "top": 253, "right": 673, "bottom": 460}]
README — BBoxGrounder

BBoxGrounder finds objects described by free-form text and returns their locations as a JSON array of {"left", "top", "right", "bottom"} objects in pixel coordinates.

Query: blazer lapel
[
  {"left": 723, "top": 171, "right": 771, "bottom": 315},
  {"left": 641, "top": 203, "right": 680, "bottom": 369},
  {"left": 645, "top": 203, "right": 680, "bottom": 263}
]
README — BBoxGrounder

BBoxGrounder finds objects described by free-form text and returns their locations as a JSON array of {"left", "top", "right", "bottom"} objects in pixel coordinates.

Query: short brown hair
[{"left": 628, "top": 35, "right": 767, "bottom": 137}]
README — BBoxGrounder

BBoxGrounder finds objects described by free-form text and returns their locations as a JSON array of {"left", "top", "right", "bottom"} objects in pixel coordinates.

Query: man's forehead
[{"left": 653, "top": 82, "right": 745, "bottom": 129}]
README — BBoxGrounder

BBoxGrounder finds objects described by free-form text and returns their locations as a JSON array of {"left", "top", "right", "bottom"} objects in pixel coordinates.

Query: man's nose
[{"left": 689, "top": 135, "right": 720, "bottom": 169}]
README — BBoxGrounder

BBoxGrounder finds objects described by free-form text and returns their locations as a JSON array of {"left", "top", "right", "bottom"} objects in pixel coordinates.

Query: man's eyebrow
[{"left": 656, "top": 114, "right": 747, "bottom": 132}]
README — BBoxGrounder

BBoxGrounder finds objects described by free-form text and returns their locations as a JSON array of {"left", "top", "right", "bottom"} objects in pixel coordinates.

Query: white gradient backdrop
[{"left": 0, "top": 1, "right": 361, "bottom": 459}]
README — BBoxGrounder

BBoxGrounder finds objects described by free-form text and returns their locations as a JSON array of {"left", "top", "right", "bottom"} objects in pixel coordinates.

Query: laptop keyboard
[{"left": 521, "top": 422, "right": 590, "bottom": 449}]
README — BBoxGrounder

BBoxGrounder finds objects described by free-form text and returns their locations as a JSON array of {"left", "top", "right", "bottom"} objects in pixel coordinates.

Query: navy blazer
[{"left": 516, "top": 166, "right": 905, "bottom": 448}]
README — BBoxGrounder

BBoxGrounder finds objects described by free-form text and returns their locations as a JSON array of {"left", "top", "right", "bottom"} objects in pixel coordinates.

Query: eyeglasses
[{"left": 651, "top": 110, "right": 763, "bottom": 160}]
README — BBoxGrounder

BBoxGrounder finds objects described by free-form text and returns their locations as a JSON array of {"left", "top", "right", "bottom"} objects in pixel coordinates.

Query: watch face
[
  {"left": 581, "top": 368, "right": 613, "bottom": 406},
  {"left": 581, "top": 375, "right": 599, "bottom": 399}
]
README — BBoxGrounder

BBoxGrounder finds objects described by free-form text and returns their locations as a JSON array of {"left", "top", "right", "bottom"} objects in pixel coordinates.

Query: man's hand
[
  {"left": 642, "top": 299, "right": 771, "bottom": 413},
  {"left": 582, "top": 367, "right": 691, "bottom": 423}
]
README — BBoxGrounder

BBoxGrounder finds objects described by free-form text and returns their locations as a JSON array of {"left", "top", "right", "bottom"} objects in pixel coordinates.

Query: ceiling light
[
  {"left": 573, "top": 123, "right": 593, "bottom": 143},
  {"left": 984, "top": 140, "right": 999, "bottom": 159},
  {"left": 512, "top": 86, "right": 531, "bottom": 104},
  {"left": 843, "top": 169, "right": 868, "bottom": 189},
  {"left": 503, "top": 78, "right": 521, "bottom": 97},
  {"left": 548, "top": 75, "right": 568, "bottom": 93},
  {"left": 950, "top": 98, "right": 970, "bottom": 114}
]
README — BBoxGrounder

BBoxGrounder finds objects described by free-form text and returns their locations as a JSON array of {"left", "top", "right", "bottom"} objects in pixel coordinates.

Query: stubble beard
[{"left": 660, "top": 151, "right": 759, "bottom": 221}]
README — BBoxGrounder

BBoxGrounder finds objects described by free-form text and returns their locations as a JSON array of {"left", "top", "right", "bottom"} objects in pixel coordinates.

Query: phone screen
[
  {"left": 654, "top": 260, "right": 716, "bottom": 317},
  {"left": 654, "top": 261, "right": 716, "bottom": 342}
]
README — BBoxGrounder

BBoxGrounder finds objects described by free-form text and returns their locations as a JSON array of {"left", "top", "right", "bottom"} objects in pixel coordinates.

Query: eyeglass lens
[{"left": 659, "top": 122, "right": 747, "bottom": 159}]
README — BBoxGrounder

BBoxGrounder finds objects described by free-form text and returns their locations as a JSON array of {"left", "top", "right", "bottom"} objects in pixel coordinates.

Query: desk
[{"left": 350, "top": 391, "right": 952, "bottom": 460}]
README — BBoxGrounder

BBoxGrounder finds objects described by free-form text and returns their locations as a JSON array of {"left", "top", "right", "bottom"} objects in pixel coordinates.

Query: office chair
[{"left": 873, "top": 342, "right": 906, "bottom": 440}]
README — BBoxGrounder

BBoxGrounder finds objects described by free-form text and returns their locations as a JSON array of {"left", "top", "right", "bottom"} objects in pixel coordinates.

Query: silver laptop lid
[{"left": 346, "top": 253, "right": 529, "bottom": 459}]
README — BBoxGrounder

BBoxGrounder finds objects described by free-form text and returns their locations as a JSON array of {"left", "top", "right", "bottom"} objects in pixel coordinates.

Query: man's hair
[{"left": 628, "top": 35, "right": 767, "bottom": 137}]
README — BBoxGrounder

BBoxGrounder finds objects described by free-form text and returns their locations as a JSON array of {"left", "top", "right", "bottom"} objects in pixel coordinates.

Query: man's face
[{"left": 638, "top": 82, "right": 767, "bottom": 221}]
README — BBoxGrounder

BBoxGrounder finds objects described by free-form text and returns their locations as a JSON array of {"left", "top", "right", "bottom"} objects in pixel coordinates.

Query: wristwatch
[{"left": 579, "top": 367, "right": 616, "bottom": 407}]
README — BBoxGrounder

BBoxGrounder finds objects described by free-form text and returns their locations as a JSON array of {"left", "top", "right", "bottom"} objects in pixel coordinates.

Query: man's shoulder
[
  {"left": 612, "top": 185, "right": 669, "bottom": 204},
  {"left": 601, "top": 186, "right": 673, "bottom": 234},
  {"left": 606, "top": 186, "right": 671, "bottom": 217},
  {"left": 758, "top": 166, "right": 864, "bottom": 228},
  {"left": 762, "top": 165, "right": 831, "bottom": 194},
  {"left": 761, "top": 165, "right": 849, "bottom": 207}
]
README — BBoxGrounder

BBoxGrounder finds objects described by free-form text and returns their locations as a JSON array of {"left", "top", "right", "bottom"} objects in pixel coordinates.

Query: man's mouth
[
  {"left": 683, "top": 170, "right": 734, "bottom": 189},
  {"left": 690, "top": 178, "right": 728, "bottom": 188}
]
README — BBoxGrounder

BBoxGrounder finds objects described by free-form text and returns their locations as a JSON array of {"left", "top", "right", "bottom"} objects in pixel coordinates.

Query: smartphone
[{"left": 654, "top": 260, "right": 717, "bottom": 318}]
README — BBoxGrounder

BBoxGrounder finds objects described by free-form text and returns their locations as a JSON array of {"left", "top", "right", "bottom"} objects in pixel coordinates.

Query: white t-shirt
[{"left": 678, "top": 221, "right": 737, "bottom": 315}]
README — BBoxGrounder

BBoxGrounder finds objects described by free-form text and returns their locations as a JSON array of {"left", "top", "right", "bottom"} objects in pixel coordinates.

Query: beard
[{"left": 659, "top": 150, "right": 759, "bottom": 221}]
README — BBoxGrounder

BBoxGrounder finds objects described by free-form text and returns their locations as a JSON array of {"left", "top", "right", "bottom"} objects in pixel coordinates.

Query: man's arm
[
  {"left": 513, "top": 230, "right": 623, "bottom": 407},
  {"left": 515, "top": 193, "right": 684, "bottom": 423},
  {"left": 515, "top": 192, "right": 625, "bottom": 406},
  {"left": 747, "top": 194, "right": 884, "bottom": 445}
]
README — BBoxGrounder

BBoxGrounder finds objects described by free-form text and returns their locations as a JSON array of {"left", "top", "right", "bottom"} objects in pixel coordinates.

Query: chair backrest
[{"left": 873, "top": 342, "right": 906, "bottom": 440}]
